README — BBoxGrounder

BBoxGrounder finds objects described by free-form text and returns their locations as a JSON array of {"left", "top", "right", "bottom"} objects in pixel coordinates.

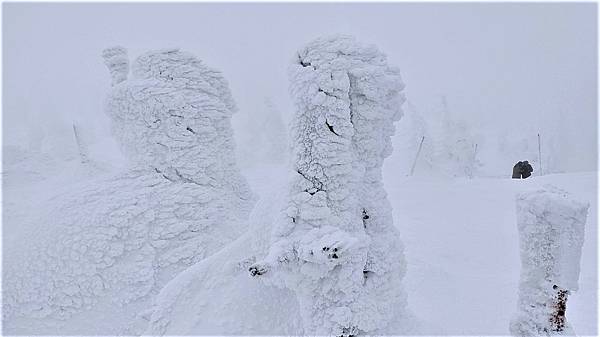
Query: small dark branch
[
  {"left": 186, "top": 126, "right": 196, "bottom": 134},
  {"left": 296, "top": 169, "right": 325, "bottom": 192},
  {"left": 325, "top": 119, "right": 339, "bottom": 136},
  {"left": 167, "top": 110, "right": 184, "bottom": 118},
  {"left": 298, "top": 54, "right": 316, "bottom": 69},
  {"left": 322, "top": 245, "right": 339, "bottom": 259},
  {"left": 339, "top": 325, "right": 359, "bottom": 337},
  {"left": 174, "top": 168, "right": 201, "bottom": 185},
  {"left": 248, "top": 264, "right": 268, "bottom": 277},
  {"left": 363, "top": 270, "right": 372, "bottom": 285},
  {"left": 550, "top": 285, "right": 569, "bottom": 332},
  {"left": 303, "top": 186, "right": 324, "bottom": 196},
  {"left": 362, "top": 209, "right": 369, "bottom": 229},
  {"left": 318, "top": 88, "right": 337, "bottom": 98}
]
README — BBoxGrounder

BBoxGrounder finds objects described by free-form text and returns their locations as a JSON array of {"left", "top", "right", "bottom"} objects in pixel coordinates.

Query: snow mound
[
  {"left": 144, "top": 179, "right": 304, "bottom": 335},
  {"left": 2, "top": 47, "right": 254, "bottom": 335},
  {"left": 510, "top": 185, "right": 589, "bottom": 336}
]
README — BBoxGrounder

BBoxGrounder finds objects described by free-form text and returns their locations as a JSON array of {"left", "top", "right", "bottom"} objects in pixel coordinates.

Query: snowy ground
[
  {"left": 3, "top": 152, "right": 597, "bottom": 335},
  {"left": 242, "top": 163, "right": 597, "bottom": 336}
]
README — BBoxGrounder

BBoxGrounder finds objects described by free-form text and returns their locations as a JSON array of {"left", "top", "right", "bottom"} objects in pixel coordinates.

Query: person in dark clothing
[
  {"left": 512, "top": 161, "right": 534, "bottom": 179},
  {"left": 521, "top": 160, "right": 533, "bottom": 178},
  {"left": 512, "top": 161, "right": 523, "bottom": 179}
]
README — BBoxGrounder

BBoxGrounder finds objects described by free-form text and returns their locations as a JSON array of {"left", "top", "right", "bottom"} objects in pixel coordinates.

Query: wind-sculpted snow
[
  {"left": 141, "top": 35, "right": 410, "bottom": 336},
  {"left": 106, "top": 48, "right": 249, "bottom": 198},
  {"left": 2, "top": 48, "right": 253, "bottom": 335},
  {"left": 247, "top": 35, "right": 408, "bottom": 335},
  {"left": 144, "top": 178, "right": 304, "bottom": 335},
  {"left": 510, "top": 185, "right": 588, "bottom": 336}
]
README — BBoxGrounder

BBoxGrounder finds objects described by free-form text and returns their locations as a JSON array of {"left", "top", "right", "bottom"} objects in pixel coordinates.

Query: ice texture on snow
[
  {"left": 2, "top": 47, "right": 253, "bottom": 334},
  {"left": 247, "top": 35, "right": 408, "bottom": 335},
  {"left": 105, "top": 48, "right": 248, "bottom": 197},
  {"left": 143, "top": 179, "right": 304, "bottom": 335},
  {"left": 510, "top": 185, "right": 588, "bottom": 336}
]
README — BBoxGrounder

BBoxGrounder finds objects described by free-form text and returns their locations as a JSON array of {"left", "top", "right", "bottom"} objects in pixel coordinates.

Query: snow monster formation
[
  {"left": 248, "top": 35, "right": 407, "bottom": 336},
  {"left": 2, "top": 47, "right": 253, "bottom": 335},
  {"left": 510, "top": 186, "right": 588, "bottom": 336}
]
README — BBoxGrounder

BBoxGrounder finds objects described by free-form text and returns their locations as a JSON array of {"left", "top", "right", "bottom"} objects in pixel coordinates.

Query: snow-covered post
[
  {"left": 510, "top": 186, "right": 588, "bottom": 336},
  {"left": 249, "top": 35, "right": 407, "bottom": 336},
  {"left": 72, "top": 123, "right": 89, "bottom": 164},
  {"left": 410, "top": 136, "right": 425, "bottom": 176},
  {"left": 538, "top": 133, "right": 543, "bottom": 176},
  {"left": 102, "top": 46, "right": 129, "bottom": 86}
]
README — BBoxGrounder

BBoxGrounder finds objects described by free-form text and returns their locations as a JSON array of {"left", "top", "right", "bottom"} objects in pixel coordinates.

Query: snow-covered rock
[
  {"left": 2, "top": 47, "right": 254, "bottom": 335},
  {"left": 510, "top": 185, "right": 589, "bottom": 336},
  {"left": 247, "top": 35, "right": 408, "bottom": 335}
]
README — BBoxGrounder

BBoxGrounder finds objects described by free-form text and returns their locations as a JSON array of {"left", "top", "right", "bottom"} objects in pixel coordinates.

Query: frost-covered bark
[
  {"left": 510, "top": 186, "right": 588, "bottom": 336},
  {"left": 248, "top": 35, "right": 407, "bottom": 335},
  {"left": 3, "top": 48, "right": 253, "bottom": 334}
]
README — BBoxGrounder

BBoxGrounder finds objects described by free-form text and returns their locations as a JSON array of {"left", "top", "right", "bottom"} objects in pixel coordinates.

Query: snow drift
[{"left": 2, "top": 47, "right": 253, "bottom": 335}]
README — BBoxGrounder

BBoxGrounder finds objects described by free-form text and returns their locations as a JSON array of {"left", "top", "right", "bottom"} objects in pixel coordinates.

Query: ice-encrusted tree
[
  {"left": 510, "top": 186, "right": 588, "bottom": 336},
  {"left": 248, "top": 35, "right": 407, "bottom": 336},
  {"left": 237, "top": 97, "right": 288, "bottom": 166},
  {"left": 2, "top": 47, "right": 253, "bottom": 335},
  {"left": 393, "top": 100, "right": 434, "bottom": 176},
  {"left": 432, "top": 97, "right": 481, "bottom": 178}
]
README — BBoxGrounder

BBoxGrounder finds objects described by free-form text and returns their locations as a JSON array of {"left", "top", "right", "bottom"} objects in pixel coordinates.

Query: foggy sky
[{"left": 3, "top": 2, "right": 597, "bottom": 169}]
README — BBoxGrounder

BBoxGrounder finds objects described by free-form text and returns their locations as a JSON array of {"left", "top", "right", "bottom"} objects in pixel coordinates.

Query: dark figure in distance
[{"left": 512, "top": 161, "right": 534, "bottom": 179}]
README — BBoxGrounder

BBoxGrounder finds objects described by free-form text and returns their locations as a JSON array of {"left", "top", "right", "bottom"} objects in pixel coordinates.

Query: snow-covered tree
[
  {"left": 433, "top": 97, "right": 481, "bottom": 178},
  {"left": 102, "top": 46, "right": 129, "bottom": 86},
  {"left": 247, "top": 35, "right": 408, "bottom": 335},
  {"left": 237, "top": 97, "right": 288, "bottom": 166},
  {"left": 2, "top": 48, "right": 254, "bottom": 335},
  {"left": 392, "top": 100, "right": 434, "bottom": 176},
  {"left": 510, "top": 186, "right": 588, "bottom": 336}
]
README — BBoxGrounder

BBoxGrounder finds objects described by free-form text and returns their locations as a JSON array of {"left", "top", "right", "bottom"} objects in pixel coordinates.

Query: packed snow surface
[{"left": 142, "top": 164, "right": 597, "bottom": 336}]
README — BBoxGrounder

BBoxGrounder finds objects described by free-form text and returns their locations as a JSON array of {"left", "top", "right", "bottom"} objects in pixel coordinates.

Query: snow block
[{"left": 510, "top": 185, "right": 588, "bottom": 336}]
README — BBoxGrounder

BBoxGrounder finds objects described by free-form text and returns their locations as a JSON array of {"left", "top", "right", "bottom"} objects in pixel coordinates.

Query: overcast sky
[{"left": 3, "top": 2, "right": 597, "bottom": 168}]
